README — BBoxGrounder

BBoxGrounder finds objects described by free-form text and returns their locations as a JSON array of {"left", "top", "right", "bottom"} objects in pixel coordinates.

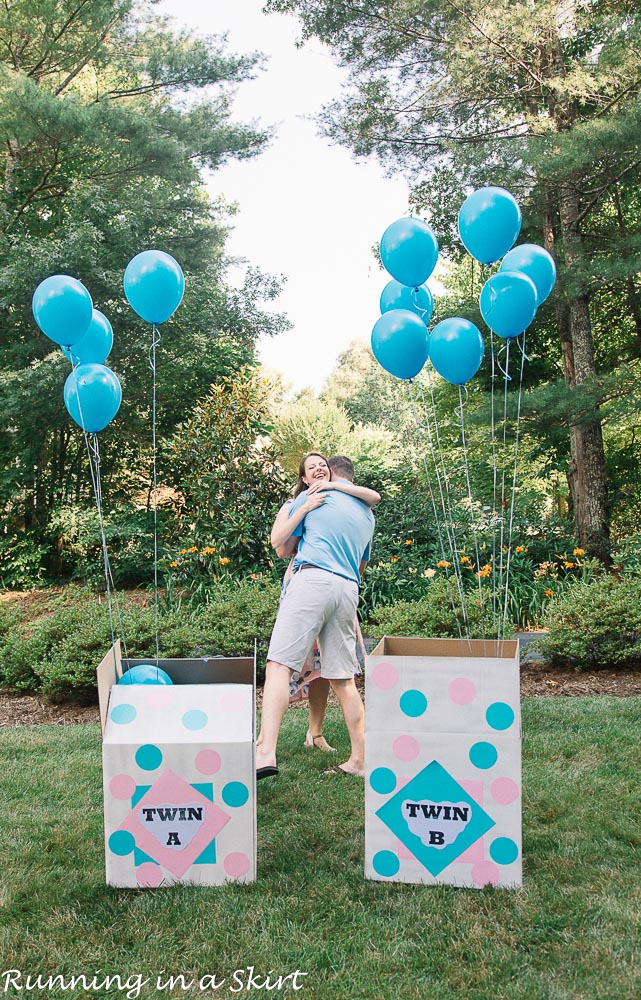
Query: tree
[
  {"left": 165, "top": 366, "right": 288, "bottom": 578},
  {"left": 0, "top": 0, "right": 289, "bottom": 570},
  {"left": 268, "top": 0, "right": 641, "bottom": 561}
]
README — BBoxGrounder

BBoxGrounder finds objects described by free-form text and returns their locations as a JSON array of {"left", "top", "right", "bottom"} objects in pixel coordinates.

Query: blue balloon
[
  {"left": 458, "top": 187, "right": 522, "bottom": 264},
  {"left": 479, "top": 271, "right": 538, "bottom": 339},
  {"left": 123, "top": 250, "right": 184, "bottom": 324},
  {"left": 62, "top": 309, "right": 113, "bottom": 366},
  {"left": 380, "top": 218, "right": 439, "bottom": 287},
  {"left": 32, "top": 275, "right": 93, "bottom": 347},
  {"left": 500, "top": 244, "right": 556, "bottom": 304},
  {"left": 63, "top": 363, "right": 122, "bottom": 433},
  {"left": 371, "top": 309, "right": 430, "bottom": 380},
  {"left": 117, "top": 664, "right": 173, "bottom": 686},
  {"left": 380, "top": 280, "right": 434, "bottom": 324},
  {"left": 429, "top": 318, "right": 484, "bottom": 385}
]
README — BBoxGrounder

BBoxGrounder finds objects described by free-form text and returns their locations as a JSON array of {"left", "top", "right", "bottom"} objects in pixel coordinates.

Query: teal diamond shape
[{"left": 375, "top": 760, "right": 496, "bottom": 877}]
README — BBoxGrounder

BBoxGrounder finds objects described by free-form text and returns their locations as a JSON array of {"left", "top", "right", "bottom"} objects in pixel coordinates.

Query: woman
[{"left": 268, "top": 451, "right": 380, "bottom": 752}]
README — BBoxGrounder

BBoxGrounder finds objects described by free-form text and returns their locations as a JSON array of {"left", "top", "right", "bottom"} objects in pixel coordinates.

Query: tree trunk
[{"left": 555, "top": 180, "right": 610, "bottom": 562}]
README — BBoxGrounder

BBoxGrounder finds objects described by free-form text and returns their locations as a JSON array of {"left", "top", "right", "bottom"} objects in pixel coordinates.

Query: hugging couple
[{"left": 255, "top": 452, "right": 379, "bottom": 780}]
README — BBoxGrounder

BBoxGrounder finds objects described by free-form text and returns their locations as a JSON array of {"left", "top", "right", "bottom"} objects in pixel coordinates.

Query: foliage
[
  {"left": 0, "top": 0, "right": 289, "bottom": 579},
  {"left": 0, "top": 532, "right": 51, "bottom": 589},
  {"left": 536, "top": 575, "right": 641, "bottom": 670},
  {"left": 0, "top": 581, "right": 280, "bottom": 700},
  {"left": 164, "top": 367, "right": 289, "bottom": 580},
  {"left": 366, "top": 576, "right": 495, "bottom": 640}
]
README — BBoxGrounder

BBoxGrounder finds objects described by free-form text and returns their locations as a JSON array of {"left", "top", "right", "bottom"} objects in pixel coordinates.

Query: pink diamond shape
[{"left": 118, "top": 768, "right": 231, "bottom": 878}]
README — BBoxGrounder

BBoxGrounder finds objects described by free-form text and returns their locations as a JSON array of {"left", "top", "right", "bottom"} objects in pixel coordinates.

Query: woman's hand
[
  {"left": 302, "top": 491, "right": 327, "bottom": 512},
  {"left": 305, "top": 479, "right": 334, "bottom": 495}
]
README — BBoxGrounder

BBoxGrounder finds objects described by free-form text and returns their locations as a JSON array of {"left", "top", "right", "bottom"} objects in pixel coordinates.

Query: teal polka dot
[
  {"left": 108, "top": 830, "right": 135, "bottom": 856},
  {"left": 135, "top": 744, "right": 163, "bottom": 771},
  {"left": 469, "top": 741, "right": 498, "bottom": 769},
  {"left": 110, "top": 703, "right": 136, "bottom": 725},
  {"left": 222, "top": 782, "right": 249, "bottom": 808},
  {"left": 370, "top": 767, "right": 397, "bottom": 795},
  {"left": 372, "top": 850, "right": 400, "bottom": 878},
  {"left": 399, "top": 690, "right": 428, "bottom": 718},
  {"left": 182, "top": 710, "right": 208, "bottom": 731},
  {"left": 486, "top": 702, "right": 515, "bottom": 730},
  {"left": 490, "top": 837, "right": 519, "bottom": 865}
]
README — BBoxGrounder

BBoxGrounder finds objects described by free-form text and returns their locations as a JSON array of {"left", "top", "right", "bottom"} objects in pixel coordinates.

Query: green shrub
[
  {"left": 0, "top": 581, "right": 281, "bottom": 702},
  {"left": 366, "top": 575, "right": 496, "bottom": 640},
  {"left": 535, "top": 575, "right": 641, "bottom": 670}
]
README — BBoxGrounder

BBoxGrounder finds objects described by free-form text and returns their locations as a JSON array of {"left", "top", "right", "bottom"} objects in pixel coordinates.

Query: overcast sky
[{"left": 159, "top": 0, "right": 410, "bottom": 393}]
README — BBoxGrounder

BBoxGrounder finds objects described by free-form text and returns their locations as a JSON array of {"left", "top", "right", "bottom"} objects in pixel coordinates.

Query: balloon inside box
[
  {"left": 98, "top": 644, "right": 257, "bottom": 888},
  {"left": 365, "top": 637, "right": 522, "bottom": 890}
]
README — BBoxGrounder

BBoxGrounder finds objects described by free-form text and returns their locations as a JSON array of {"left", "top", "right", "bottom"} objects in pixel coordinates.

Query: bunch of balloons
[
  {"left": 371, "top": 187, "right": 557, "bottom": 386},
  {"left": 31, "top": 250, "right": 184, "bottom": 436},
  {"left": 458, "top": 187, "right": 556, "bottom": 340},
  {"left": 32, "top": 275, "right": 122, "bottom": 433}
]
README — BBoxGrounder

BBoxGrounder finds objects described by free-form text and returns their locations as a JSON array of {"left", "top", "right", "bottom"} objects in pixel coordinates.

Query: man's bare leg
[
  {"left": 255, "top": 660, "right": 291, "bottom": 772},
  {"left": 328, "top": 677, "right": 364, "bottom": 776},
  {"left": 305, "top": 678, "right": 336, "bottom": 751}
]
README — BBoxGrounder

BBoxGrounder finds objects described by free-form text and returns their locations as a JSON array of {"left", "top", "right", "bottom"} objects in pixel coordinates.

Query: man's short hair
[{"left": 329, "top": 455, "right": 354, "bottom": 482}]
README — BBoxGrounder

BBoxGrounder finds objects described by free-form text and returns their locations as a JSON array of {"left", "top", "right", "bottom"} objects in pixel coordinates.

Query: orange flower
[
  {"left": 188, "top": 546, "right": 198, "bottom": 553},
  {"left": 563, "top": 560, "right": 574, "bottom": 569},
  {"left": 250, "top": 573, "right": 258, "bottom": 580},
  {"left": 170, "top": 560, "right": 178, "bottom": 567},
  {"left": 573, "top": 547, "right": 585, "bottom": 557},
  {"left": 437, "top": 559, "right": 451, "bottom": 568},
  {"left": 179, "top": 548, "right": 187, "bottom": 555},
  {"left": 515, "top": 545, "right": 526, "bottom": 553},
  {"left": 460, "top": 555, "right": 472, "bottom": 565},
  {"left": 219, "top": 556, "right": 230, "bottom": 566},
  {"left": 545, "top": 589, "right": 553, "bottom": 597},
  {"left": 405, "top": 539, "right": 414, "bottom": 546},
  {"left": 390, "top": 556, "right": 400, "bottom": 563},
  {"left": 201, "top": 546, "right": 216, "bottom": 556}
]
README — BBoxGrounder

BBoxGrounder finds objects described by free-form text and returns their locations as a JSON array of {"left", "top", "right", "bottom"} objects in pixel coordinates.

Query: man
[{"left": 256, "top": 455, "right": 374, "bottom": 779}]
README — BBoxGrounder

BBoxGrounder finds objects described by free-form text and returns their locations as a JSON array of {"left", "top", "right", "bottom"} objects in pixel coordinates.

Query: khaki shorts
[{"left": 267, "top": 567, "right": 359, "bottom": 680}]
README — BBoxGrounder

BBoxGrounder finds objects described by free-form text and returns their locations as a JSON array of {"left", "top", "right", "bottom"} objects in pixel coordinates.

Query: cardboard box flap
[
  {"left": 97, "top": 641, "right": 121, "bottom": 734},
  {"left": 369, "top": 636, "right": 519, "bottom": 661}
]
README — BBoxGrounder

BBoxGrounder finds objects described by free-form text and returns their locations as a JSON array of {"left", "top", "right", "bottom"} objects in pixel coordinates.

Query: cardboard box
[
  {"left": 97, "top": 643, "right": 256, "bottom": 888},
  {"left": 365, "top": 637, "right": 521, "bottom": 889}
]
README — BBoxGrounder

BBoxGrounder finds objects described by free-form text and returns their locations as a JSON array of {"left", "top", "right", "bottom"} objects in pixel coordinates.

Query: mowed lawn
[{"left": 0, "top": 697, "right": 639, "bottom": 1000}]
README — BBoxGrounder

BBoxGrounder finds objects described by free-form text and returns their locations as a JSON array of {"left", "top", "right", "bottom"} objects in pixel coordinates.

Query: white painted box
[
  {"left": 97, "top": 643, "right": 256, "bottom": 888},
  {"left": 365, "top": 637, "right": 521, "bottom": 889}
]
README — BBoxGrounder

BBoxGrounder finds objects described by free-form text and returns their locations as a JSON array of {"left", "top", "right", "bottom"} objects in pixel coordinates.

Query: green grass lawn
[{"left": 1, "top": 698, "right": 640, "bottom": 1000}]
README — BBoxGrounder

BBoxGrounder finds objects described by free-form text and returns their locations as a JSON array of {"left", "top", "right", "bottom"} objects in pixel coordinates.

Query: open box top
[
  {"left": 369, "top": 636, "right": 519, "bottom": 661},
  {"left": 97, "top": 642, "right": 256, "bottom": 735}
]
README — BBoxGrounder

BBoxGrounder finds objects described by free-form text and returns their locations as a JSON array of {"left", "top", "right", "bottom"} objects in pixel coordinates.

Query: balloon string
[
  {"left": 489, "top": 332, "right": 499, "bottom": 636},
  {"left": 410, "top": 286, "right": 431, "bottom": 324},
  {"left": 406, "top": 380, "right": 468, "bottom": 644},
  {"left": 495, "top": 344, "right": 512, "bottom": 381},
  {"left": 456, "top": 385, "right": 488, "bottom": 655},
  {"left": 502, "top": 331, "right": 528, "bottom": 643},
  {"left": 497, "top": 339, "right": 511, "bottom": 639},
  {"left": 150, "top": 324, "right": 160, "bottom": 666},
  {"left": 70, "top": 362, "right": 129, "bottom": 675},
  {"left": 416, "top": 374, "right": 472, "bottom": 642}
]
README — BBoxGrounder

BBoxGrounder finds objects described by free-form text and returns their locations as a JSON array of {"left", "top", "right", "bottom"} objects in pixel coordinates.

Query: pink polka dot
[
  {"left": 490, "top": 777, "right": 520, "bottom": 805},
  {"left": 219, "top": 691, "right": 247, "bottom": 712},
  {"left": 471, "top": 860, "right": 500, "bottom": 887},
  {"left": 195, "top": 750, "right": 222, "bottom": 775},
  {"left": 224, "top": 852, "right": 251, "bottom": 879},
  {"left": 392, "top": 735, "right": 420, "bottom": 762},
  {"left": 372, "top": 662, "right": 399, "bottom": 690},
  {"left": 448, "top": 677, "right": 477, "bottom": 705},
  {"left": 109, "top": 774, "right": 136, "bottom": 800},
  {"left": 146, "top": 688, "right": 175, "bottom": 709},
  {"left": 136, "top": 863, "right": 163, "bottom": 888}
]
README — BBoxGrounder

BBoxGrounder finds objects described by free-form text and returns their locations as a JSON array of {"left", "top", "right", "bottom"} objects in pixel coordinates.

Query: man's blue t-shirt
[{"left": 289, "top": 482, "right": 374, "bottom": 584}]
